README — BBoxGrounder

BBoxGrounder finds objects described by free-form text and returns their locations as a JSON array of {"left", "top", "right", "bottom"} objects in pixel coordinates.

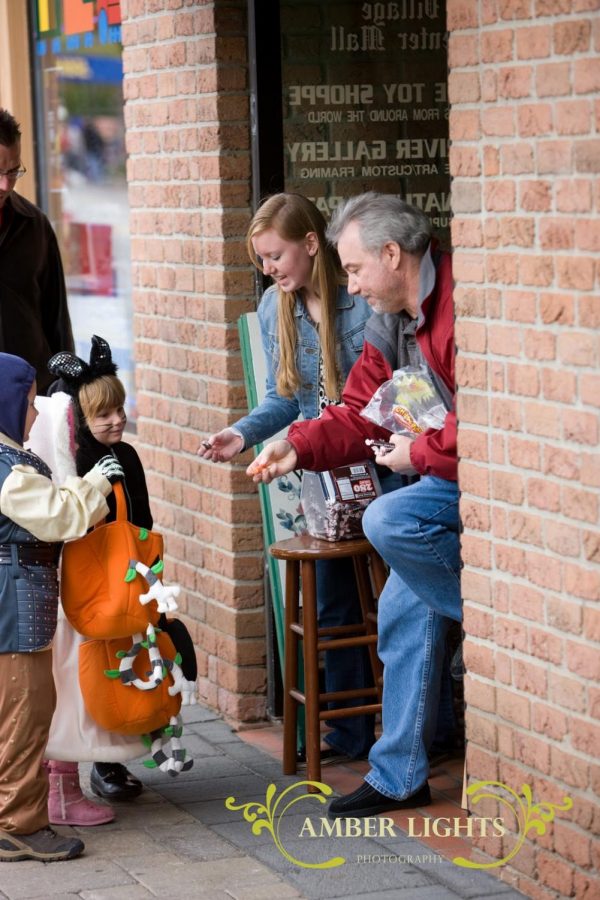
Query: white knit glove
[{"left": 94, "top": 455, "right": 125, "bottom": 484}]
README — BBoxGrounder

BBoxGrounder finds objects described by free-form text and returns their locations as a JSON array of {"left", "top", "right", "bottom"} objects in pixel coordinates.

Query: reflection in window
[{"left": 32, "top": 0, "right": 136, "bottom": 420}]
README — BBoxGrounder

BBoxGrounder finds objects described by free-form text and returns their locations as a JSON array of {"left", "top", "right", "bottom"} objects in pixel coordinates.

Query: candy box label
[{"left": 318, "top": 464, "right": 380, "bottom": 502}]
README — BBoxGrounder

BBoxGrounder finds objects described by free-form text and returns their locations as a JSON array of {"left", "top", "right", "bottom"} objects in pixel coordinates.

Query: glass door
[{"left": 31, "top": 0, "right": 136, "bottom": 418}]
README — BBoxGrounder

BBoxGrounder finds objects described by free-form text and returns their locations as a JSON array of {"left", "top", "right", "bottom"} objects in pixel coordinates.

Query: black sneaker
[
  {"left": 328, "top": 781, "right": 431, "bottom": 818},
  {"left": 0, "top": 827, "right": 84, "bottom": 862}
]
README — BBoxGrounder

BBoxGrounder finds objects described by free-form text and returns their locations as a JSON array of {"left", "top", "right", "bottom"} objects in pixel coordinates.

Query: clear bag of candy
[
  {"left": 300, "top": 462, "right": 382, "bottom": 541},
  {"left": 360, "top": 365, "right": 448, "bottom": 437}
]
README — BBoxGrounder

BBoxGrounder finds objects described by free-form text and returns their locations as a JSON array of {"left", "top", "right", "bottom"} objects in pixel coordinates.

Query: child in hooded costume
[{"left": 0, "top": 352, "right": 123, "bottom": 863}]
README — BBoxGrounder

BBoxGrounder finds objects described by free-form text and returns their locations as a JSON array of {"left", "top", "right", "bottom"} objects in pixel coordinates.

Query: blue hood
[{"left": 0, "top": 353, "right": 36, "bottom": 445}]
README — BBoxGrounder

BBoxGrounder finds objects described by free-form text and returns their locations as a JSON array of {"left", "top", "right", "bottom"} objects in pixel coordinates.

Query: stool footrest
[
  {"left": 290, "top": 688, "right": 306, "bottom": 705},
  {"left": 317, "top": 635, "right": 378, "bottom": 652},
  {"left": 290, "top": 624, "right": 378, "bottom": 651},
  {"left": 317, "top": 623, "right": 371, "bottom": 638},
  {"left": 320, "top": 703, "right": 382, "bottom": 720},
  {"left": 290, "top": 622, "right": 369, "bottom": 639},
  {"left": 321, "top": 687, "right": 379, "bottom": 702},
  {"left": 289, "top": 687, "right": 380, "bottom": 707}
]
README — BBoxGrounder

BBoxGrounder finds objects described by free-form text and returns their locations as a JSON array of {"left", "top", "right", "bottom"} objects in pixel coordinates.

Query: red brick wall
[
  {"left": 120, "top": 0, "right": 267, "bottom": 724},
  {"left": 448, "top": 0, "right": 599, "bottom": 896}
]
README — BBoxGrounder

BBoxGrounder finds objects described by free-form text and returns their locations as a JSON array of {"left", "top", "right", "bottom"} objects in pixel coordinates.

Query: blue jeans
[
  {"left": 361, "top": 475, "right": 461, "bottom": 799},
  {"left": 433, "top": 649, "right": 458, "bottom": 749},
  {"left": 316, "top": 558, "right": 375, "bottom": 758}
]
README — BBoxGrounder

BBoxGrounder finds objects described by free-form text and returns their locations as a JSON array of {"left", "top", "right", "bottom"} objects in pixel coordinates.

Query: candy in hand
[{"left": 365, "top": 438, "right": 394, "bottom": 455}]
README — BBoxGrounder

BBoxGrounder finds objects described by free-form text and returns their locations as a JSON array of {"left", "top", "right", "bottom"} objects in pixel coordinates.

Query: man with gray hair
[{"left": 248, "top": 192, "right": 460, "bottom": 817}]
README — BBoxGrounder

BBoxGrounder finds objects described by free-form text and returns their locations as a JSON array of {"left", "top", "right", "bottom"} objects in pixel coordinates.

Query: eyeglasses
[{"left": 0, "top": 166, "right": 26, "bottom": 181}]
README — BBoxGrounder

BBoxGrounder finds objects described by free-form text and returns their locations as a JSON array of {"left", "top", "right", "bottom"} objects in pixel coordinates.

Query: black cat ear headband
[{"left": 48, "top": 335, "right": 118, "bottom": 393}]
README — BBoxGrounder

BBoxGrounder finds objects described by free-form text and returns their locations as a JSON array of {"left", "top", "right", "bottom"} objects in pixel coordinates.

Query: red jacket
[{"left": 288, "top": 248, "right": 457, "bottom": 481}]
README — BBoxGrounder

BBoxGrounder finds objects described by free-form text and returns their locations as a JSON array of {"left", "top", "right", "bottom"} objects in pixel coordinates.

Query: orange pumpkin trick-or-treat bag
[{"left": 60, "top": 482, "right": 172, "bottom": 638}]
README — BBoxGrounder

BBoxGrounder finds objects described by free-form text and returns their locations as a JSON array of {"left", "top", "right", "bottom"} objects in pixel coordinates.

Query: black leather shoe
[
  {"left": 90, "top": 763, "right": 143, "bottom": 801},
  {"left": 328, "top": 781, "right": 431, "bottom": 818}
]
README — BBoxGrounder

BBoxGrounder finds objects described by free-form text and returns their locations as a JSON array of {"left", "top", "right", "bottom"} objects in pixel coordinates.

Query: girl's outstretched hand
[
  {"left": 246, "top": 440, "right": 298, "bottom": 484},
  {"left": 197, "top": 428, "right": 244, "bottom": 463}
]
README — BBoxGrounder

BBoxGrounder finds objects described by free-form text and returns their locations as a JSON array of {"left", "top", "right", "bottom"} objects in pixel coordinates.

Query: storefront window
[
  {"left": 31, "top": 0, "right": 135, "bottom": 418},
  {"left": 279, "top": 0, "right": 450, "bottom": 245}
]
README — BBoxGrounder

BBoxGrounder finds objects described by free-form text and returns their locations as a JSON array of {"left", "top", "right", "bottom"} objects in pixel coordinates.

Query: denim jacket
[
  {"left": 0, "top": 443, "right": 59, "bottom": 653},
  {"left": 234, "top": 284, "right": 371, "bottom": 449}
]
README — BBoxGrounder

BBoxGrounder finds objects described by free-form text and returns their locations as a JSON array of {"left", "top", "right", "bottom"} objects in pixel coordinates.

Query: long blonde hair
[{"left": 247, "top": 193, "right": 345, "bottom": 401}]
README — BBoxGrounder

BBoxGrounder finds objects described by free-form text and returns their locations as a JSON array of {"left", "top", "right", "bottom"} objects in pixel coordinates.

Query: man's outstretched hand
[{"left": 246, "top": 440, "right": 298, "bottom": 484}]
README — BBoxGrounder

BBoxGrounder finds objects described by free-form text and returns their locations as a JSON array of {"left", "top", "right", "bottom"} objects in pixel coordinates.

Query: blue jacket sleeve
[{"left": 233, "top": 290, "right": 301, "bottom": 449}]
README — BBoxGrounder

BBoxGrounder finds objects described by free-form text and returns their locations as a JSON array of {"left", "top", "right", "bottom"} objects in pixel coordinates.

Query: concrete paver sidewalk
[{"left": 0, "top": 705, "right": 525, "bottom": 900}]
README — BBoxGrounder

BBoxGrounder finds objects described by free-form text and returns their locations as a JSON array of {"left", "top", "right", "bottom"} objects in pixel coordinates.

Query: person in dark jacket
[
  {"left": 0, "top": 108, "right": 74, "bottom": 395},
  {"left": 248, "top": 194, "right": 461, "bottom": 819}
]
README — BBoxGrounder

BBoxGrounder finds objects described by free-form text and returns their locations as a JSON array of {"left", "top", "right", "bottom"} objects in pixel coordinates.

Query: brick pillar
[
  {"left": 121, "top": 0, "right": 267, "bottom": 725},
  {"left": 448, "top": 1, "right": 599, "bottom": 896}
]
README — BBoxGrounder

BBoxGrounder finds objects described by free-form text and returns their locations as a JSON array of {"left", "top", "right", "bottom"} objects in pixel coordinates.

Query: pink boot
[{"left": 47, "top": 761, "right": 115, "bottom": 826}]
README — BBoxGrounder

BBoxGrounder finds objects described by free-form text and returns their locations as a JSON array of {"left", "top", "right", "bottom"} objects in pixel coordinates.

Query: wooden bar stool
[{"left": 269, "top": 533, "right": 385, "bottom": 788}]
